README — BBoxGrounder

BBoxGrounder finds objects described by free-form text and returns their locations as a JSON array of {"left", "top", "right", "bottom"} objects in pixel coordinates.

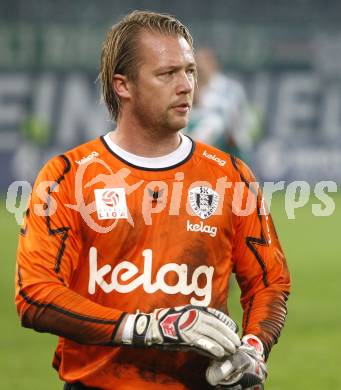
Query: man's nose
[{"left": 176, "top": 72, "right": 194, "bottom": 94}]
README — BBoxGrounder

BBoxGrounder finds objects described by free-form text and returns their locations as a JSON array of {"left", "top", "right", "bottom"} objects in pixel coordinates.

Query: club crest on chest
[{"left": 188, "top": 186, "right": 219, "bottom": 219}]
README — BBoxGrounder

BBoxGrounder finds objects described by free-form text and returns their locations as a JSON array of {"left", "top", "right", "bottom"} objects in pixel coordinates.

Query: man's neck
[{"left": 109, "top": 119, "right": 182, "bottom": 157}]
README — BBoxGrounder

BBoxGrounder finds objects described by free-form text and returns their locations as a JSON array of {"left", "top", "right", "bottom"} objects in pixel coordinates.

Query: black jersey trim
[
  {"left": 244, "top": 295, "right": 255, "bottom": 330},
  {"left": 100, "top": 135, "right": 196, "bottom": 171},
  {"left": 19, "top": 288, "right": 117, "bottom": 325},
  {"left": 44, "top": 154, "right": 71, "bottom": 274},
  {"left": 17, "top": 265, "right": 24, "bottom": 289},
  {"left": 18, "top": 277, "right": 117, "bottom": 327},
  {"left": 53, "top": 351, "right": 61, "bottom": 371},
  {"left": 231, "top": 155, "right": 269, "bottom": 287},
  {"left": 20, "top": 208, "right": 30, "bottom": 236},
  {"left": 54, "top": 351, "right": 61, "bottom": 362},
  {"left": 20, "top": 228, "right": 28, "bottom": 236},
  {"left": 18, "top": 266, "right": 117, "bottom": 326}
]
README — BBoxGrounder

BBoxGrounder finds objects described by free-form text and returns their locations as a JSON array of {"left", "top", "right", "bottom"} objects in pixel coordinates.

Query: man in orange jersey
[{"left": 16, "top": 10, "right": 290, "bottom": 390}]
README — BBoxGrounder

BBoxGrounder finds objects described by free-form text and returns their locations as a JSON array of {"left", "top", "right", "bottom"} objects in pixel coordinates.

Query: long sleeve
[
  {"left": 230, "top": 156, "right": 291, "bottom": 359},
  {"left": 15, "top": 155, "right": 125, "bottom": 345}
]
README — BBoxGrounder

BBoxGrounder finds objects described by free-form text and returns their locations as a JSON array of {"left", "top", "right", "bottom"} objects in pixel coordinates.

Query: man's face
[{"left": 129, "top": 31, "right": 196, "bottom": 134}]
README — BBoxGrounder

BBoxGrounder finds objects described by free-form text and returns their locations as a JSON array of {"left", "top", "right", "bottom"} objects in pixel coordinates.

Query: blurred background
[{"left": 0, "top": 1, "right": 340, "bottom": 389}]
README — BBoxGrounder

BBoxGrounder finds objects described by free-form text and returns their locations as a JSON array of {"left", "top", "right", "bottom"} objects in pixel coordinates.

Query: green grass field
[{"left": 1, "top": 193, "right": 340, "bottom": 389}]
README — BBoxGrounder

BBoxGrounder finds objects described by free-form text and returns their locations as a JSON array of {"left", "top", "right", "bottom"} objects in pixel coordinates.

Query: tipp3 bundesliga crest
[
  {"left": 189, "top": 186, "right": 219, "bottom": 219},
  {"left": 94, "top": 188, "right": 128, "bottom": 220}
]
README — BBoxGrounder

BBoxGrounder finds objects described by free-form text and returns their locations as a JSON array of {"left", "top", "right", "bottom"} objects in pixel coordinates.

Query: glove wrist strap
[
  {"left": 121, "top": 314, "right": 136, "bottom": 344},
  {"left": 132, "top": 314, "right": 152, "bottom": 346}
]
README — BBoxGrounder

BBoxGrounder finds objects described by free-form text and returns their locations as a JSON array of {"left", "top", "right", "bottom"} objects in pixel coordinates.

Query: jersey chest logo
[
  {"left": 189, "top": 186, "right": 219, "bottom": 219},
  {"left": 94, "top": 188, "right": 128, "bottom": 220},
  {"left": 88, "top": 247, "right": 214, "bottom": 306}
]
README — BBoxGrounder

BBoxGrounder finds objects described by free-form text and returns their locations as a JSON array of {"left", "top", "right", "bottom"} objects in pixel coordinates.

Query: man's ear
[{"left": 112, "top": 74, "right": 132, "bottom": 100}]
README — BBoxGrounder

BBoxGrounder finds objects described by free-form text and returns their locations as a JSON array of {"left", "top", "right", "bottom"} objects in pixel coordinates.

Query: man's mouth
[{"left": 172, "top": 103, "right": 191, "bottom": 113}]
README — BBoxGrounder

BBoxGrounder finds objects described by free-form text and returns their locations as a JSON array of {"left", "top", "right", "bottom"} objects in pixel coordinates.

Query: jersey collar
[{"left": 102, "top": 132, "right": 194, "bottom": 170}]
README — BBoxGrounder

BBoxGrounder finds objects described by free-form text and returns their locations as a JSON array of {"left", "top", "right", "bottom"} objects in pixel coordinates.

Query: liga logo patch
[
  {"left": 189, "top": 186, "right": 219, "bottom": 219},
  {"left": 94, "top": 188, "right": 128, "bottom": 220}
]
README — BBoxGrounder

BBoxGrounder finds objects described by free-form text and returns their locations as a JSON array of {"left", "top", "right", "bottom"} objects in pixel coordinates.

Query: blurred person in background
[
  {"left": 186, "top": 48, "right": 257, "bottom": 162},
  {"left": 15, "top": 10, "right": 290, "bottom": 390}
]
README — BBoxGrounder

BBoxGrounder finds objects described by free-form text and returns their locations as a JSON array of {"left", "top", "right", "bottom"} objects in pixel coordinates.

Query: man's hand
[
  {"left": 114, "top": 305, "right": 240, "bottom": 359},
  {"left": 206, "top": 334, "right": 267, "bottom": 389}
]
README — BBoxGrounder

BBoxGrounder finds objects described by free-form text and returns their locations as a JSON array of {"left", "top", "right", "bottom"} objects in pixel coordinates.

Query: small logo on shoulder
[
  {"left": 94, "top": 188, "right": 128, "bottom": 220},
  {"left": 202, "top": 150, "right": 226, "bottom": 167},
  {"left": 189, "top": 186, "right": 219, "bottom": 219},
  {"left": 76, "top": 151, "right": 99, "bottom": 165}
]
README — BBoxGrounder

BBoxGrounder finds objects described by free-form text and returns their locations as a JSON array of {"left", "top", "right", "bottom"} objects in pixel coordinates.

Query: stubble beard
[{"left": 132, "top": 99, "right": 187, "bottom": 137}]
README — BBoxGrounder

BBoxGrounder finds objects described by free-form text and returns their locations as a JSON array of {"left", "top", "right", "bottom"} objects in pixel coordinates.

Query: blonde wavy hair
[{"left": 99, "top": 10, "right": 194, "bottom": 121}]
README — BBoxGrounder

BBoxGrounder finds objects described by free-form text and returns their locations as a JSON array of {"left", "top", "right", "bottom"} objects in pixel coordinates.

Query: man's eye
[{"left": 159, "top": 71, "right": 174, "bottom": 78}]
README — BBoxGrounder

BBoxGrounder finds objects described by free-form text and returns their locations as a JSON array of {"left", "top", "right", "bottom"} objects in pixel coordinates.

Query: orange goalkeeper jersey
[{"left": 16, "top": 133, "right": 290, "bottom": 389}]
